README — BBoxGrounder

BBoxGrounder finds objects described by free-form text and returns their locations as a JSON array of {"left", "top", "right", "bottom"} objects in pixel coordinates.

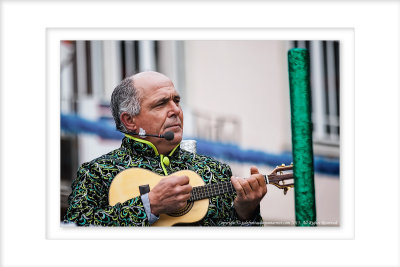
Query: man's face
[{"left": 132, "top": 72, "right": 184, "bottom": 150}]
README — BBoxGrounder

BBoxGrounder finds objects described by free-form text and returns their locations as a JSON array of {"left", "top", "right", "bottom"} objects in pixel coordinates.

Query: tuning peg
[
  {"left": 281, "top": 163, "right": 286, "bottom": 167},
  {"left": 284, "top": 187, "right": 289, "bottom": 195}
]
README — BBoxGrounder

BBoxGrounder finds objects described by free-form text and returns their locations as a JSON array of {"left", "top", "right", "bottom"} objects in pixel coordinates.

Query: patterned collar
[{"left": 122, "top": 134, "right": 180, "bottom": 158}]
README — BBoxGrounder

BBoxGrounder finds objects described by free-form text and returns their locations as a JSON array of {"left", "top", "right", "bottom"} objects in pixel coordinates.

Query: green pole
[{"left": 287, "top": 48, "right": 317, "bottom": 227}]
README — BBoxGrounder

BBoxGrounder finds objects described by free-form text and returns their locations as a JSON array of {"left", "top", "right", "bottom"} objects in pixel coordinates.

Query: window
[{"left": 290, "top": 40, "right": 340, "bottom": 156}]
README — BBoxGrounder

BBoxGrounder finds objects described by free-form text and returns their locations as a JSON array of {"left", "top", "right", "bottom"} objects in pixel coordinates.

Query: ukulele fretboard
[
  {"left": 189, "top": 181, "right": 234, "bottom": 201},
  {"left": 188, "top": 175, "right": 270, "bottom": 202}
]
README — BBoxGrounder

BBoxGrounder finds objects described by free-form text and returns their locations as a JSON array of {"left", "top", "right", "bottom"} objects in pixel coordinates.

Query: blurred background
[{"left": 60, "top": 40, "right": 340, "bottom": 226}]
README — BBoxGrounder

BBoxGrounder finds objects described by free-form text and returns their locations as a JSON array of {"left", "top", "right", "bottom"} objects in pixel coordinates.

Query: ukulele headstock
[{"left": 268, "top": 163, "right": 294, "bottom": 195}]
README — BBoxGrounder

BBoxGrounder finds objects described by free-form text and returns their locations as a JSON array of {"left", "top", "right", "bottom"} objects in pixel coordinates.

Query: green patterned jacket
[{"left": 64, "top": 135, "right": 263, "bottom": 226}]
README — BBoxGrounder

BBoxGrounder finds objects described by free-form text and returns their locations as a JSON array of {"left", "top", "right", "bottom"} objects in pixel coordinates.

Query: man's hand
[
  {"left": 148, "top": 175, "right": 192, "bottom": 215},
  {"left": 231, "top": 166, "right": 267, "bottom": 220}
]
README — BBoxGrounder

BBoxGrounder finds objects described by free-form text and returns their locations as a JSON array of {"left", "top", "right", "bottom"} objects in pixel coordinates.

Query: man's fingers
[
  {"left": 164, "top": 175, "right": 189, "bottom": 186},
  {"left": 181, "top": 184, "right": 192, "bottom": 194},
  {"left": 176, "top": 175, "right": 190, "bottom": 185},
  {"left": 163, "top": 175, "right": 189, "bottom": 186},
  {"left": 237, "top": 177, "right": 252, "bottom": 195},
  {"left": 250, "top": 167, "right": 267, "bottom": 194},
  {"left": 231, "top": 177, "right": 246, "bottom": 198},
  {"left": 173, "top": 183, "right": 192, "bottom": 196},
  {"left": 250, "top": 166, "right": 259, "bottom": 175},
  {"left": 178, "top": 192, "right": 191, "bottom": 202},
  {"left": 252, "top": 174, "right": 266, "bottom": 188},
  {"left": 248, "top": 176, "right": 260, "bottom": 191}
]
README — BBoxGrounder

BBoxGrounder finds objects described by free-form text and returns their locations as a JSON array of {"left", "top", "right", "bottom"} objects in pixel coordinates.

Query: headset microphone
[
  {"left": 127, "top": 131, "right": 175, "bottom": 141},
  {"left": 161, "top": 131, "right": 175, "bottom": 141}
]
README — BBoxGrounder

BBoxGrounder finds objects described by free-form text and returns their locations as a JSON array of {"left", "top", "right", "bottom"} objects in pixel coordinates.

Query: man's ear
[{"left": 120, "top": 112, "right": 137, "bottom": 132}]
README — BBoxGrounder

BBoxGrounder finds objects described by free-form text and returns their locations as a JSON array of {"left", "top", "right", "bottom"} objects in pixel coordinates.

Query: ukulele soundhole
[{"left": 167, "top": 201, "right": 194, "bottom": 217}]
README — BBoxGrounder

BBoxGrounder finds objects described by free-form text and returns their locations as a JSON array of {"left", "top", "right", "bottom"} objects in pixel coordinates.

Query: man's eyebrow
[
  {"left": 150, "top": 94, "right": 181, "bottom": 107},
  {"left": 151, "top": 96, "right": 170, "bottom": 106},
  {"left": 154, "top": 97, "right": 169, "bottom": 104}
]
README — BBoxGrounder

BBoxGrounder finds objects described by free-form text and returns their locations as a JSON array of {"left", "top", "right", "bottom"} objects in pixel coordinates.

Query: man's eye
[{"left": 156, "top": 101, "right": 167, "bottom": 106}]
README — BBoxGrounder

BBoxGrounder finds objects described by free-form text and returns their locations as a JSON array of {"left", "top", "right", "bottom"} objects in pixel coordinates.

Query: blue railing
[{"left": 61, "top": 113, "right": 339, "bottom": 176}]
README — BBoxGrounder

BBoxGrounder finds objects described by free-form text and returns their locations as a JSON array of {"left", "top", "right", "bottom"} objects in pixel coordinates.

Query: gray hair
[{"left": 111, "top": 76, "right": 141, "bottom": 133}]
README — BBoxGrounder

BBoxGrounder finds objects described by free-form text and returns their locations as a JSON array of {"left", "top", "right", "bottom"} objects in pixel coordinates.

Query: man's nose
[{"left": 167, "top": 101, "right": 181, "bottom": 117}]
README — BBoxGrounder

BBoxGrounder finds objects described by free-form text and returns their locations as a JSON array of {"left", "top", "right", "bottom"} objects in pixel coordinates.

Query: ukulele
[{"left": 109, "top": 164, "right": 293, "bottom": 226}]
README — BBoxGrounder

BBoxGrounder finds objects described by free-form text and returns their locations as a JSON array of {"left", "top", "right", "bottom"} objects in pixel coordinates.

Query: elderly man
[{"left": 64, "top": 71, "right": 267, "bottom": 226}]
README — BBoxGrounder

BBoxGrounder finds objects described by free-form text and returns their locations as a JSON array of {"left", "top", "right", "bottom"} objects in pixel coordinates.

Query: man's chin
[
  {"left": 173, "top": 133, "right": 183, "bottom": 143},
  {"left": 169, "top": 131, "right": 183, "bottom": 144}
]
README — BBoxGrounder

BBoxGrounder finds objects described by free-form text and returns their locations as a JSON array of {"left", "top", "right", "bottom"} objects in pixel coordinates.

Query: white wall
[{"left": 184, "top": 40, "right": 292, "bottom": 152}]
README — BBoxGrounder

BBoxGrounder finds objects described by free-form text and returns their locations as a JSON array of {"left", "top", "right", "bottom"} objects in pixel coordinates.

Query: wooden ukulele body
[{"left": 109, "top": 168, "right": 209, "bottom": 226}]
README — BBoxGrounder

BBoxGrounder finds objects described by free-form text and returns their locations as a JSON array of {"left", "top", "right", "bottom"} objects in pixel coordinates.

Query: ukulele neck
[
  {"left": 188, "top": 175, "right": 271, "bottom": 202},
  {"left": 188, "top": 165, "right": 293, "bottom": 201}
]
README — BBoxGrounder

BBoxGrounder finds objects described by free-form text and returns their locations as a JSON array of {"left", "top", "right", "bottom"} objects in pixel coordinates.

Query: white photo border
[{"left": 1, "top": 1, "right": 399, "bottom": 267}]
